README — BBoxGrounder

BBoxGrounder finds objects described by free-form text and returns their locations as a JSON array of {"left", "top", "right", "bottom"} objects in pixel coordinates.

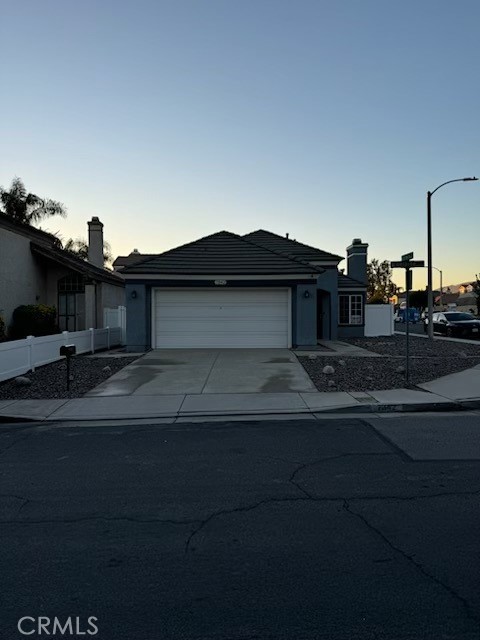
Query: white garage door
[{"left": 153, "top": 288, "right": 290, "bottom": 348}]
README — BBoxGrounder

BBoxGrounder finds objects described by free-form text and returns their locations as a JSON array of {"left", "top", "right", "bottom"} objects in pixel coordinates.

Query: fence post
[
  {"left": 106, "top": 326, "right": 110, "bottom": 350},
  {"left": 120, "top": 305, "right": 126, "bottom": 345},
  {"left": 26, "top": 335, "right": 35, "bottom": 372},
  {"left": 89, "top": 328, "right": 95, "bottom": 354}
]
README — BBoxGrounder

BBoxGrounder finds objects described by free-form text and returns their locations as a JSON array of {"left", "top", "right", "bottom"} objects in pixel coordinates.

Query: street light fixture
[{"left": 427, "top": 177, "right": 478, "bottom": 339}]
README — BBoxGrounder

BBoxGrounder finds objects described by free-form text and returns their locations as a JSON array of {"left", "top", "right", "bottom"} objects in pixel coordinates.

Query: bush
[
  {"left": 9, "top": 304, "right": 58, "bottom": 339},
  {"left": 0, "top": 315, "right": 6, "bottom": 342},
  {"left": 367, "top": 293, "right": 388, "bottom": 304}
]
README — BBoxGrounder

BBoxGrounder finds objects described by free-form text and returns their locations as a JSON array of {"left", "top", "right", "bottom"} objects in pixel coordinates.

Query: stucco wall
[
  {"left": 126, "top": 283, "right": 150, "bottom": 351},
  {"left": 0, "top": 228, "right": 47, "bottom": 329},
  {"left": 337, "top": 325, "right": 364, "bottom": 338}
]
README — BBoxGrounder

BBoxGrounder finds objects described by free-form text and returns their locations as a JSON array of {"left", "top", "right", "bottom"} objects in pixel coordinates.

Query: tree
[
  {"left": 63, "top": 237, "right": 113, "bottom": 267},
  {"left": 0, "top": 177, "right": 67, "bottom": 224},
  {"left": 367, "top": 258, "right": 398, "bottom": 302},
  {"left": 408, "top": 289, "right": 428, "bottom": 310},
  {"left": 472, "top": 275, "right": 480, "bottom": 316}
]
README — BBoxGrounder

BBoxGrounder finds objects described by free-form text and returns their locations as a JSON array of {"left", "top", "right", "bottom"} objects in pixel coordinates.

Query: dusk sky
[{"left": 1, "top": 0, "right": 478, "bottom": 290}]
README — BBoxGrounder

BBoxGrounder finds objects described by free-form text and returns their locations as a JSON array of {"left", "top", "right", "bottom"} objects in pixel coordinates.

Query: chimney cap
[
  {"left": 352, "top": 238, "right": 362, "bottom": 244},
  {"left": 88, "top": 216, "right": 103, "bottom": 225}
]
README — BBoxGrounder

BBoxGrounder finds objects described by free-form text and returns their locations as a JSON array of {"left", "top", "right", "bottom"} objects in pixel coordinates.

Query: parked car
[
  {"left": 423, "top": 311, "right": 480, "bottom": 337},
  {"left": 394, "top": 308, "right": 420, "bottom": 323}
]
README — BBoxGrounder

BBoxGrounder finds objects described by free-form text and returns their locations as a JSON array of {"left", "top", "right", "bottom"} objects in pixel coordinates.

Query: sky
[{"left": 1, "top": 0, "right": 478, "bottom": 290}]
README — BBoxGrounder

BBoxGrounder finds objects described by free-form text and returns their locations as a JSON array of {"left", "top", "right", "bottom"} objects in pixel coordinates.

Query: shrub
[
  {"left": 9, "top": 304, "right": 58, "bottom": 339},
  {"left": 0, "top": 314, "right": 6, "bottom": 342}
]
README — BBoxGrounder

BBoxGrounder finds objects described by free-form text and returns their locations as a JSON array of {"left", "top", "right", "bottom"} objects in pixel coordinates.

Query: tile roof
[
  {"left": 337, "top": 273, "right": 365, "bottom": 288},
  {"left": 31, "top": 243, "right": 124, "bottom": 286},
  {"left": 243, "top": 229, "right": 343, "bottom": 262},
  {"left": 113, "top": 253, "right": 156, "bottom": 268},
  {"left": 121, "top": 231, "right": 324, "bottom": 276}
]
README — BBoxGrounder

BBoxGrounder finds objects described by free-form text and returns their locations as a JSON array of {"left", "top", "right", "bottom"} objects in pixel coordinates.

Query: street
[
  {"left": 1, "top": 414, "right": 480, "bottom": 640},
  {"left": 394, "top": 322, "right": 426, "bottom": 335}
]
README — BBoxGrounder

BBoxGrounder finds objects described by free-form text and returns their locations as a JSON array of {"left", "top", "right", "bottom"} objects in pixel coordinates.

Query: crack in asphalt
[
  {"left": 184, "top": 496, "right": 312, "bottom": 554},
  {"left": 183, "top": 487, "right": 480, "bottom": 555},
  {"left": 343, "top": 499, "right": 480, "bottom": 624}
]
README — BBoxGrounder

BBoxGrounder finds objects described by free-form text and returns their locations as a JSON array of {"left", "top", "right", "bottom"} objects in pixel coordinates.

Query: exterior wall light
[
  {"left": 131, "top": 290, "right": 137, "bottom": 299},
  {"left": 303, "top": 291, "right": 310, "bottom": 299}
]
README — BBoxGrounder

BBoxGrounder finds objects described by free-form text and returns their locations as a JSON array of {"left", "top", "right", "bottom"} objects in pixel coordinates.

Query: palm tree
[
  {"left": 63, "top": 237, "right": 113, "bottom": 267},
  {"left": 0, "top": 177, "right": 67, "bottom": 224}
]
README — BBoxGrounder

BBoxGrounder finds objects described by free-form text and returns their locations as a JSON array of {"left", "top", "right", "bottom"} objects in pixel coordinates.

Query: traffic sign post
[{"left": 390, "top": 253, "right": 425, "bottom": 384}]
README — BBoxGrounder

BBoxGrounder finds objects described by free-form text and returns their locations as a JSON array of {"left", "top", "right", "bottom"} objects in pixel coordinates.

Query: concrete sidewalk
[{"left": 0, "top": 387, "right": 468, "bottom": 422}]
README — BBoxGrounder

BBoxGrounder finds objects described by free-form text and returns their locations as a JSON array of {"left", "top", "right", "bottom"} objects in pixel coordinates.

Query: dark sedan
[{"left": 424, "top": 311, "right": 480, "bottom": 338}]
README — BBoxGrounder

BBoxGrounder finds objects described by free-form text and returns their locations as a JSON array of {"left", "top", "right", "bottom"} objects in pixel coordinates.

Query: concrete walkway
[{"left": 419, "top": 362, "right": 480, "bottom": 401}]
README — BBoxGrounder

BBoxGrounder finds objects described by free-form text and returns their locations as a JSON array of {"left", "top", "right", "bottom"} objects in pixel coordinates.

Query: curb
[{"left": 0, "top": 399, "right": 473, "bottom": 424}]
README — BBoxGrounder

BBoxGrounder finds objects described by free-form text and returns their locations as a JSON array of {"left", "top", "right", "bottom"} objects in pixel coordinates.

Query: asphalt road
[
  {"left": 1, "top": 415, "right": 480, "bottom": 640},
  {"left": 394, "top": 322, "right": 426, "bottom": 335}
]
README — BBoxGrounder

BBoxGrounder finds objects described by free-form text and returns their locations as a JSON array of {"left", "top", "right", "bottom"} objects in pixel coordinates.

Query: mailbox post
[
  {"left": 391, "top": 255, "right": 425, "bottom": 383},
  {"left": 60, "top": 344, "right": 76, "bottom": 391}
]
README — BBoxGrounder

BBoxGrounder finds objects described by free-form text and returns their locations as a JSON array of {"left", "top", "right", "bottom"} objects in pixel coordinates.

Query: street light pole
[
  {"left": 439, "top": 269, "right": 443, "bottom": 308},
  {"left": 427, "top": 177, "right": 478, "bottom": 340}
]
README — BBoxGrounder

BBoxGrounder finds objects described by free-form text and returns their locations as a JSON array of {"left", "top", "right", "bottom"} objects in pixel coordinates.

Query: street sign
[
  {"left": 389, "top": 254, "right": 425, "bottom": 385},
  {"left": 391, "top": 260, "right": 425, "bottom": 269}
]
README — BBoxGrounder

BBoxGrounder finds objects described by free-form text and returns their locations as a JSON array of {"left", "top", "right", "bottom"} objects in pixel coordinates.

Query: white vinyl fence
[
  {"left": 364, "top": 304, "right": 394, "bottom": 337},
  {"left": 104, "top": 306, "right": 126, "bottom": 345},
  {"left": 0, "top": 327, "right": 123, "bottom": 383}
]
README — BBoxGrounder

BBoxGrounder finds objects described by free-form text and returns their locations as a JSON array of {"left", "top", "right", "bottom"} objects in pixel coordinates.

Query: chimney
[
  {"left": 346, "top": 238, "right": 368, "bottom": 284},
  {"left": 87, "top": 216, "right": 104, "bottom": 268}
]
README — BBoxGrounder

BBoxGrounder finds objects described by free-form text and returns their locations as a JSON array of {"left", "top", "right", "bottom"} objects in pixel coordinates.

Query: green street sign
[
  {"left": 401, "top": 252, "right": 414, "bottom": 261},
  {"left": 391, "top": 260, "right": 425, "bottom": 268}
]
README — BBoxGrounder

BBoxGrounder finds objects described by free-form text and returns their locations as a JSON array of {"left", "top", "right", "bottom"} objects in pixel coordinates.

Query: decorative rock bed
[{"left": 0, "top": 355, "right": 138, "bottom": 400}]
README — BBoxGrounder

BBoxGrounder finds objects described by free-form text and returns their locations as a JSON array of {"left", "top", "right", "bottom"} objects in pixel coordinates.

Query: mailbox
[{"left": 60, "top": 344, "right": 76, "bottom": 357}]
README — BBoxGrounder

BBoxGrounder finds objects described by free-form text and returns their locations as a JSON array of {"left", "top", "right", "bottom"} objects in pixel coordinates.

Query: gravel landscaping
[
  {"left": 0, "top": 355, "right": 138, "bottom": 400},
  {"left": 344, "top": 335, "right": 480, "bottom": 357},
  {"left": 298, "top": 335, "right": 480, "bottom": 392}
]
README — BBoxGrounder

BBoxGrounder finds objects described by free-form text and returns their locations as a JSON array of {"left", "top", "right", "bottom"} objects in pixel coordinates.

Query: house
[
  {"left": 118, "top": 230, "right": 368, "bottom": 351},
  {"left": 0, "top": 214, "right": 125, "bottom": 334}
]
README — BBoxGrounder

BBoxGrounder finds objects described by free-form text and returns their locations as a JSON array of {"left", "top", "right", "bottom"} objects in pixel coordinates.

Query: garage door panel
[
  {"left": 154, "top": 288, "right": 290, "bottom": 348},
  {"left": 158, "top": 305, "right": 286, "bottom": 319}
]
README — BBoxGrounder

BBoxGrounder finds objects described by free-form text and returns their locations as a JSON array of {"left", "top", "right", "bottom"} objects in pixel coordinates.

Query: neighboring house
[
  {"left": 117, "top": 230, "right": 368, "bottom": 351},
  {"left": 0, "top": 214, "right": 125, "bottom": 334},
  {"left": 434, "top": 292, "right": 459, "bottom": 307},
  {"left": 454, "top": 292, "right": 478, "bottom": 313}
]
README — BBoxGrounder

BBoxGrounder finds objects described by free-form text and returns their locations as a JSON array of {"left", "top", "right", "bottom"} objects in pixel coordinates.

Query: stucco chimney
[
  {"left": 346, "top": 238, "right": 369, "bottom": 284},
  {"left": 88, "top": 216, "right": 104, "bottom": 268}
]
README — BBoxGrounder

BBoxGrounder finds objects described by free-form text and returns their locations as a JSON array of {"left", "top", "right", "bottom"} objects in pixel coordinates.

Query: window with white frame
[{"left": 339, "top": 294, "right": 363, "bottom": 325}]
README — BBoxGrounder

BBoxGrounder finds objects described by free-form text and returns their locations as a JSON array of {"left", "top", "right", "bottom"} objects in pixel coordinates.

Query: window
[{"left": 339, "top": 295, "right": 363, "bottom": 325}]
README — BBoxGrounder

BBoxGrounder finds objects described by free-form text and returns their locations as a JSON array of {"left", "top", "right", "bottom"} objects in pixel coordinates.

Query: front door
[{"left": 317, "top": 293, "right": 323, "bottom": 340}]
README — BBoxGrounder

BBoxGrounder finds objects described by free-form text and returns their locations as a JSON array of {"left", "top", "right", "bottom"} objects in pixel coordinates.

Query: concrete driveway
[{"left": 87, "top": 349, "right": 316, "bottom": 396}]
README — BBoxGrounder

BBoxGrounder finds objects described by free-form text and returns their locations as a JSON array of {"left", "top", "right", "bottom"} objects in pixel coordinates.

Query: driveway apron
[{"left": 86, "top": 349, "right": 316, "bottom": 396}]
